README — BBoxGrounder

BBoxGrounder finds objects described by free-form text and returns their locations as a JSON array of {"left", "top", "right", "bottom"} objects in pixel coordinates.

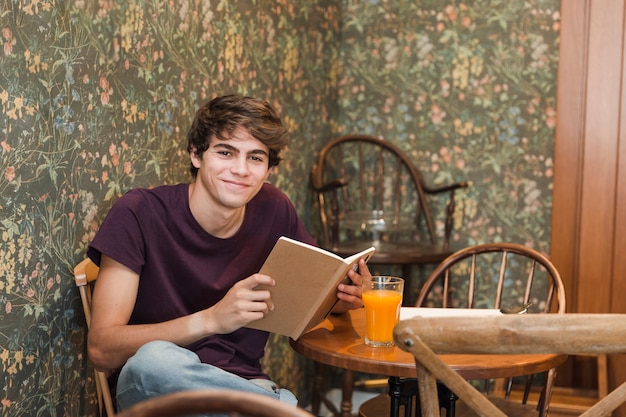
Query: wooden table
[{"left": 289, "top": 309, "right": 567, "bottom": 417}]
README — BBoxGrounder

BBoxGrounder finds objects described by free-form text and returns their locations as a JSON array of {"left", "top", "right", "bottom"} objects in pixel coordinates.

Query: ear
[
  {"left": 263, "top": 167, "right": 272, "bottom": 181},
  {"left": 189, "top": 146, "right": 202, "bottom": 169}
]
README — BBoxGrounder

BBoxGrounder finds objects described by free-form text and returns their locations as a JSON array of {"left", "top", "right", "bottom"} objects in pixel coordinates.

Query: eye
[{"left": 249, "top": 155, "right": 266, "bottom": 163}]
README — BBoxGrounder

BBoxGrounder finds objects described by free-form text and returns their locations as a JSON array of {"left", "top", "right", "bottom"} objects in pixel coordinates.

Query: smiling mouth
[{"left": 223, "top": 179, "right": 250, "bottom": 189}]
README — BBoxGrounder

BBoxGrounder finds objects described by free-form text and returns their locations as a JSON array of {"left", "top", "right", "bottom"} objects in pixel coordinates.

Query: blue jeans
[{"left": 116, "top": 340, "right": 298, "bottom": 411}]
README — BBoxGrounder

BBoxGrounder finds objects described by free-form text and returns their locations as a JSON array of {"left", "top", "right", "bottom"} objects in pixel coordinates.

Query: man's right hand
[{"left": 204, "top": 274, "right": 275, "bottom": 335}]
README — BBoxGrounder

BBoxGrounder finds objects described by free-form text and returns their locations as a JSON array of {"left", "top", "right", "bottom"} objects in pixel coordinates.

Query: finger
[
  {"left": 338, "top": 281, "right": 362, "bottom": 297},
  {"left": 345, "top": 269, "right": 360, "bottom": 285},
  {"left": 357, "top": 259, "right": 371, "bottom": 278},
  {"left": 245, "top": 298, "right": 273, "bottom": 312},
  {"left": 248, "top": 290, "right": 274, "bottom": 312},
  {"left": 239, "top": 274, "right": 275, "bottom": 290},
  {"left": 243, "top": 286, "right": 274, "bottom": 312},
  {"left": 336, "top": 293, "right": 363, "bottom": 309}
]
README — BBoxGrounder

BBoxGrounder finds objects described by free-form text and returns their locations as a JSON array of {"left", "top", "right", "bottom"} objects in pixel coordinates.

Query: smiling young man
[{"left": 86, "top": 94, "right": 370, "bottom": 413}]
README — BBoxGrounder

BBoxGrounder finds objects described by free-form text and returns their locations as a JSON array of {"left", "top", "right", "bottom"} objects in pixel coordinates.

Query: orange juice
[{"left": 363, "top": 289, "right": 403, "bottom": 346}]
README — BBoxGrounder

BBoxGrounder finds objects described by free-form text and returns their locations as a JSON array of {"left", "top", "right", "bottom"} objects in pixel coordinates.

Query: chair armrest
[
  {"left": 420, "top": 180, "right": 468, "bottom": 249},
  {"left": 311, "top": 178, "right": 348, "bottom": 193},
  {"left": 422, "top": 180, "right": 469, "bottom": 195}
]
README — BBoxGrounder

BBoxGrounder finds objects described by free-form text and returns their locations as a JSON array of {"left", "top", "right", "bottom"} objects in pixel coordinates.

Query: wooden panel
[
  {"left": 553, "top": 1, "right": 626, "bottom": 414},
  {"left": 612, "top": 0, "right": 626, "bottom": 317},
  {"left": 551, "top": 0, "right": 588, "bottom": 314},
  {"left": 610, "top": 1, "right": 626, "bottom": 406},
  {"left": 578, "top": 0, "right": 623, "bottom": 314}
]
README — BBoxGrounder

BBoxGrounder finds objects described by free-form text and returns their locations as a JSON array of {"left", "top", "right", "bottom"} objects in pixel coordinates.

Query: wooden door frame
[{"left": 552, "top": 0, "right": 626, "bottom": 403}]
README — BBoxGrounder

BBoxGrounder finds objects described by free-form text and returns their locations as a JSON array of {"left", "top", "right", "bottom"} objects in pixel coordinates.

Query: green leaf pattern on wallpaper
[
  {"left": 337, "top": 0, "right": 559, "bottom": 249},
  {"left": 0, "top": 0, "right": 558, "bottom": 415}
]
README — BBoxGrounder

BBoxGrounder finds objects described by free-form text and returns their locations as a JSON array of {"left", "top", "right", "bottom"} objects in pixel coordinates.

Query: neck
[{"left": 188, "top": 183, "right": 246, "bottom": 238}]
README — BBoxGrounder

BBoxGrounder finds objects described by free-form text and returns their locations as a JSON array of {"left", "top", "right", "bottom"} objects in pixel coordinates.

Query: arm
[
  {"left": 88, "top": 255, "right": 276, "bottom": 372},
  {"left": 331, "top": 258, "right": 370, "bottom": 314}
]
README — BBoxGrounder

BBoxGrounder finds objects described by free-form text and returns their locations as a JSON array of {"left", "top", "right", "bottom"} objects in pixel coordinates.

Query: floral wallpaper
[
  {"left": 336, "top": 0, "right": 560, "bottom": 252},
  {"left": 0, "top": 0, "right": 559, "bottom": 416}
]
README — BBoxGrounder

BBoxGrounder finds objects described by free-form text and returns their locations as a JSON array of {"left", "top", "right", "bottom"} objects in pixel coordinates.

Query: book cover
[{"left": 246, "top": 236, "right": 375, "bottom": 339}]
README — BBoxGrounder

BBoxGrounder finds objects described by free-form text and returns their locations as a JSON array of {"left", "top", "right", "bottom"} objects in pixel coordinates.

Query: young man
[{"left": 86, "top": 94, "right": 369, "bottom": 412}]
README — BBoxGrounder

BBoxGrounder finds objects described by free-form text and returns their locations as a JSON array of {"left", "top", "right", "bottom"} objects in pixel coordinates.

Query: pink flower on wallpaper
[
  {"left": 445, "top": 5, "right": 457, "bottom": 21},
  {"left": 4, "top": 166, "right": 15, "bottom": 181},
  {"left": 100, "top": 91, "right": 110, "bottom": 105},
  {"left": 545, "top": 106, "right": 556, "bottom": 128},
  {"left": 431, "top": 104, "right": 446, "bottom": 124},
  {"left": 99, "top": 76, "right": 109, "bottom": 90},
  {"left": 5, "top": 302, "right": 11, "bottom": 314},
  {"left": 2, "top": 27, "right": 14, "bottom": 55}
]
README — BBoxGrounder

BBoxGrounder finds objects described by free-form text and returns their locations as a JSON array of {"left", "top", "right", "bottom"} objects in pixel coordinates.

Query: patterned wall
[
  {"left": 0, "top": 0, "right": 559, "bottom": 415},
  {"left": 335, "top": 0, "right": 560, "bottom": 251}
]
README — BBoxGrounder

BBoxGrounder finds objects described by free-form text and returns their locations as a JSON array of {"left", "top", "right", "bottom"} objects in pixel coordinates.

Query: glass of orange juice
[{"left": 362, "top": 276, "right": 404, "bottom": 347}]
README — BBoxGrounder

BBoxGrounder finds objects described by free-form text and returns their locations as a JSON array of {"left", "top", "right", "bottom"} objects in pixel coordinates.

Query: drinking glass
[{"left": 362, "top": 276, "right": 404, "bottom": 347}]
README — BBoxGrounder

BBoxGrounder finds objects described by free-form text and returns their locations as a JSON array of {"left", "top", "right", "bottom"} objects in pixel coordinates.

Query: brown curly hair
[{"left": 186, "top": 95, "right": 288, "bottom": 178}]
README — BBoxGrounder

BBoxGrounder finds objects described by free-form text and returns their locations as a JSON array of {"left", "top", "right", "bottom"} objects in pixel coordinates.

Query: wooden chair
[
  {"left": 114, "top": 389, "right": 315, "bottom": 417},
  {"left": 393, "top": 314, "right": 626, "bottom": 417},
  {"left": 310, "top": 134, "right": 468, "bottom": 294},
  {"left": 309, "top": 134, "right": 468, "bottom": 415},
  {"left": 74, "top": 258, "right": 116, "bottom": 416},
  {"left": 359, "top": 243, "right": 566, "bottom": 417}
]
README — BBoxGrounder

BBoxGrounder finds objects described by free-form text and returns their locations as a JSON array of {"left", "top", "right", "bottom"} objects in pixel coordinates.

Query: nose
[{"left": 230, "top": 155, "right": 250, "bottom": 176}]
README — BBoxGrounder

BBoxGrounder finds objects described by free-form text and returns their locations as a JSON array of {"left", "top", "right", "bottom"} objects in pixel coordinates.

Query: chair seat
[
  {"left": 359, "top": 393, "right": 538, "bottom": 417},
  {"left": 455, "top": 396, "right": 538, "bottom": 417},
  {"left": 330, "top": 241, "right": 452, "bottom": 265},
  {"left": 359, "top": 394, "right": 417, "bottom": 417}
]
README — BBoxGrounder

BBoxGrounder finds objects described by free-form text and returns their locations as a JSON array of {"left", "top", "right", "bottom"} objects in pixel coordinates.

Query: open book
[{"left": 246, "top": 236, "right": 375, "bottom": 339}]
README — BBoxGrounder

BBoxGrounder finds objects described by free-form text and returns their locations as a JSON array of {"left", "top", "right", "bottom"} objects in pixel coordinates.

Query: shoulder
[
  {"left": 114, "top": 184, "right": 187, "bottom": 212},
  {"left": 256, "top": 182, "right": 292, "bottom": 200},
  {"left": 252, "top": 182, "right": 295, "bottom": 209}
]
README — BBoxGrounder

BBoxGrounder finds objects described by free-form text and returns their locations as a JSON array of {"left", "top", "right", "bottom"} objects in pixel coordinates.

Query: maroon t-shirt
[{"left": 88, "top": 182, "right": 316, "bottom": 381}]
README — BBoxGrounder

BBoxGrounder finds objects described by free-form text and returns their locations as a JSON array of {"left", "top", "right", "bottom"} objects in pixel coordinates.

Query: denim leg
[{"left": 116, "top": 340, "right": 298, "bottom": 411}]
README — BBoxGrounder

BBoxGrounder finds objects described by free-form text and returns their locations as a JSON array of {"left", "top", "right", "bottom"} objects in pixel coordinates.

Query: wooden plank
[{"left": 395, "top": 315, "right": 626, "bottom": 355}]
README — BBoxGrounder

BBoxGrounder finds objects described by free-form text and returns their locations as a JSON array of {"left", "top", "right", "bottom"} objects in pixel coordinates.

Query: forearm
[{"left": 88, "top": 309, "right": 216, "bottom": 371}]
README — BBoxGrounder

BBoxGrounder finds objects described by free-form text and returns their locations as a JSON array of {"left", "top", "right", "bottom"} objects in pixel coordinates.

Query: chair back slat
[
  {"left": 494, "top": 251, "right": 507, "bottom": 310},
  {"left": 467, "top": 254, "right": 477, "bottom": 308},
  {"left": 524, "top": 260, "right": 537, "bottom": 306}
]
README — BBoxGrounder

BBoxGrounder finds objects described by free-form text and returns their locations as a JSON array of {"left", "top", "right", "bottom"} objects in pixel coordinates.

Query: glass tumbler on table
[{"left": 362, "top": 276, "right": 404, "bottom": 347}]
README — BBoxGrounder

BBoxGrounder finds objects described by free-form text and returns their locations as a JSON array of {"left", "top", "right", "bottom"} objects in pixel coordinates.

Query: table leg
[
  {"left": 388, "top": 377, "right": 419, "bottom": 417},
  {"left": 312, "top": 362, "right": 326, "bottom": 416},
  {"left": 341, "top": 370, "right": 355, "bottom": 417},
  {"left": 438, "top": 384, "right": 458, "bottom": 417},
  {"left": 312, "top": 363, "right": 352, "bottom": 417}
]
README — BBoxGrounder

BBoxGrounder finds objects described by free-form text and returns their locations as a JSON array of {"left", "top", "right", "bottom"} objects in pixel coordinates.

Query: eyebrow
[{"left": 212, "top": 142, "right": 269, "bottom": 158}]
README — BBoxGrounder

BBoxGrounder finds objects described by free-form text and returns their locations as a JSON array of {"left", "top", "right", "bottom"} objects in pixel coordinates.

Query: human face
[{"left": 190, "top": 127, "right": 271, "bottom": 212}]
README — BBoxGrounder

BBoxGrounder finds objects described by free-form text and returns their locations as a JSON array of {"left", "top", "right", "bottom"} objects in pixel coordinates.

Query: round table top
[{"left": 289, "top": 309, "right": 567, "bottom": 380}]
